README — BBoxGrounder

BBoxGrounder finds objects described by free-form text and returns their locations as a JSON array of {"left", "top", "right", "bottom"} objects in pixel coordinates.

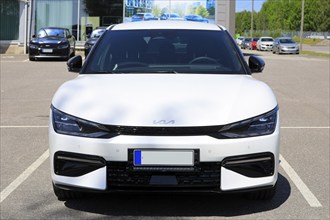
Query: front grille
[
  {"left": 107, "top": 162, "right": 221, "bottom": 189},
  {"left": 104, "top": 125, "right": 224, "bottom": 136},
  {"left": 39, "top": 44, "right": 67, "bottom": 49}
]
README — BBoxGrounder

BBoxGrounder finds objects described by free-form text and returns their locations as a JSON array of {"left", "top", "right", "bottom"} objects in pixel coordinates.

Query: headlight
[
  {"left": 58, "top": 44, "right": 69, "bottom": 49},
  {"left": 29, "top": 44, "right": 38, "bottom": 49},
  {"left": 51, "top": 106, "right": 114, "bottom": 138},
  {"left": 217, "top": 106, "right": 278, "bottom": 138}
]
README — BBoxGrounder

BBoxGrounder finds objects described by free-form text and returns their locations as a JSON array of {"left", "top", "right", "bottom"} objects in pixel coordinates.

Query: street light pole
[{"left": 299, "top": 0, "right": 305, "bottom": 51}]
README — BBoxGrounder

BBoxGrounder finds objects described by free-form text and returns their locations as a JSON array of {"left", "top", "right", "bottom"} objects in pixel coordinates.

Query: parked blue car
[
  {"left": 184, "top": 15, "right": 208, "bottom": 23},
  {"left": 160, "top": 13, "right": 185, "bottom": 21},
  {"left": 131, "top": 13, "right": 158, "bottom": 22}
]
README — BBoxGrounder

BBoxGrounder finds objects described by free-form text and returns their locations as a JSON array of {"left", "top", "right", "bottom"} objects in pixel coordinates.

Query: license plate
[
  {"left": 134, "top": 150, "right": 194, "bottom": 166},
  {"left": 42, "top": 49, "right": 53, "bottom": 53}
]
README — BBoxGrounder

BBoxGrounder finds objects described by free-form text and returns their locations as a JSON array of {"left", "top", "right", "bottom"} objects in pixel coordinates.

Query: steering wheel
[{"left": 189, "top": 56, "right": 219, "bottom": 64}]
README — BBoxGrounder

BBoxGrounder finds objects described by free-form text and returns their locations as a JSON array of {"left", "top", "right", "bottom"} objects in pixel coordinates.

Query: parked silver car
[
  {"left": 272, "top": 37, "right": 299, "bottom": 54},
  {"left": 257, "top": 37, "right": 274, "bottom": 51}
]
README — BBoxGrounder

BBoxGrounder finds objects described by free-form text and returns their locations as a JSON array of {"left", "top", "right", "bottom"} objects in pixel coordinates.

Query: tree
[
  {"left": 237, "top": 0, "right": 329, "bottom": 33},
  {"left": 152, "top": 4, "right": 161, "bottom": 17},
  {"left": 195, "top": 5, "right": 209, "bottom": 18},
  {"left": 186, "top": 5, "right": 195, "bottom": 15},
  {"left": 235, "top": 10, "right": 251, "bottom": 35},
  {"left": 208, "top": 6, "right": 215, "bottom": 16}
]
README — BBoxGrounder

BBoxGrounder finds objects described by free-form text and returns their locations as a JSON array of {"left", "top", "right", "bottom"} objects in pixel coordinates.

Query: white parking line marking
[
  {"left": 281, "top": 126, "right": 329, "bottom": 129},
  {"left": 0, "top": 126, "right": 48, "bottom": 128},
  {"left": 0, "top": 149, "right": 49, "bottom": 203},
  {"left": 280, "top": 154, "right": 322, "bottom": 207}
]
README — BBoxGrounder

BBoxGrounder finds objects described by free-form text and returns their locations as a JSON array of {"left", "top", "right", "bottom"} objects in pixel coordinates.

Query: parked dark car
[
  {"left": 241, "top": 38, "right": 251, "bottom": 49},
  {"left": 248, "top": 38, "right": 259, "bottom": 50},
  {"left": 29, "top": 27, "right": 75, "bottom": 61},
  {"left": 272, "top": 37, "right": 299, "bottom": 54},
  {"left": 84, "top": 27, "right": 107, "bottom": 57},
  {"left": 184, "top": 14, "right": 208, "bottom": 23},
  {"left": 131, "top": 13, "right": 158, "bottom": 22}
]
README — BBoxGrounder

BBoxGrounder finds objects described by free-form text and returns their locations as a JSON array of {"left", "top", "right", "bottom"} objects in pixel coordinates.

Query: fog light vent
[
  {"left": 54, "top": 151, "right": 106, "bottom": 177},
  {"left": 222, "top": 153, "right": 274, "bottom": 178}
]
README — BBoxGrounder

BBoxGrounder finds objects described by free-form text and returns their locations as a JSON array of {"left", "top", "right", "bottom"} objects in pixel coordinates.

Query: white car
[
  {"left": 50, "top": 21, "right": 280, "bottom": 201},
  {"left": 236, "top": 37, "right": 245, "bottom": 46},
  {"left": 257, "top": 37, "right": 274, "bottom": 51}
]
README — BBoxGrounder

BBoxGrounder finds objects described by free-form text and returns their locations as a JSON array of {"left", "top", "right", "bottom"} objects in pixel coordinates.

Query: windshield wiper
[{"left": 153, "top": 70, "right": 180, "bottom": 74}]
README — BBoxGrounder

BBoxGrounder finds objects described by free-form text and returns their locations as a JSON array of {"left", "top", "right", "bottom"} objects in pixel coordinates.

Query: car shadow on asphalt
[{"left": 64, "top": 173, "right": 290, "bottom": 217}]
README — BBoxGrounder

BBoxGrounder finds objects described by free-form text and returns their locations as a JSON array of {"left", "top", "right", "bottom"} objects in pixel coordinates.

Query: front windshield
[
  {"left": 279, "top": 38, "right": 295, "bottom": 43},
  {"left": 261, "top": 38, "right": 273, "bottom": 42},
  {"left": 90, "top": 29, "right": 106, "bottom": 38},
  {"left": 84, "top": 29, "right": 245, "bottom": 75},
  {"left": 37, "top": 28, "right": 65, "bottom": 38}
]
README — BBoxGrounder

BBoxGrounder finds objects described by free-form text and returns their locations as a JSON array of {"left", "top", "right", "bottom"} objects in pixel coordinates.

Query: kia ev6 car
[{"left": 50, "top": 21, "right": 280, "bottom": 200}]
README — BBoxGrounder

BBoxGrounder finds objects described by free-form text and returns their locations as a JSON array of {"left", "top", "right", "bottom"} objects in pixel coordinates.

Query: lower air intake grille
[{"left": 107, "top": 162, "right": 221, "bottom": 188}]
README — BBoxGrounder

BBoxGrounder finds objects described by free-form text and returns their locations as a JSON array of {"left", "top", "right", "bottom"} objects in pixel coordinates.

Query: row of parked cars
[
  {"left": 131, "top": 13, "right": 208, "bottom": 23},
  {"left": 28, "top": 15, "right": 211, "bottom": 61},
  {"left": 236, "top": 36, "right": 300, "bottom": 54}
]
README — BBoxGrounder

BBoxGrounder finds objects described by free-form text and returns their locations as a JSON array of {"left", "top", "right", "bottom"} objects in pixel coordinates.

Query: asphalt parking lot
[{"left": 1, "top": 51, "right": 329, "bottom": 219}]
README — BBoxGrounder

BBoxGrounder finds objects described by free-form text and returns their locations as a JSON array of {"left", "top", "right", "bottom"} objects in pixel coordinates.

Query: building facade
[{"left": 0, "top": 0, "right": 235, "bottom": 53}]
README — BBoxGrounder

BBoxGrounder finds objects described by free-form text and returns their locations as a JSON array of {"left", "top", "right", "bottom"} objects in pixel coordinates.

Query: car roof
[{"left": 110, "top": 21, "right": 225, "bottom": 31}]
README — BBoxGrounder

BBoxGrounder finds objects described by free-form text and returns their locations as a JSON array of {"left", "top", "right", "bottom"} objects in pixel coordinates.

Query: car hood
[
  {"left": 280, "top": 43, "right": 297, "bottom": 47},
  {"left": 261, "top": 41, "right": 273, "bottom": 44},
  {"left": 52, "top": 74, "right": 277, "bottom": 126},
  {"left": 32, "top": 37, "right": 65, "bottom": 44}
]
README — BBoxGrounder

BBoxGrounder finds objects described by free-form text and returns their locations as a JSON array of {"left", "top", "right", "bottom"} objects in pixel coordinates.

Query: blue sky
[{"left": 236, "top": 0, "right": 266, "bottom": 12}]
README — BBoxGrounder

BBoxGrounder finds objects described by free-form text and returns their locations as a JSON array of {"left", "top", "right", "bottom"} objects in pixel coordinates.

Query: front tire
[{"left": 52, "top": 183, "right": 84, "bottom": 201}]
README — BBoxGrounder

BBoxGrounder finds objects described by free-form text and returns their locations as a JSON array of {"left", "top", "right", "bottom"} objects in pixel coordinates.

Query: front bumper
[
  {"left": 279, "top": 47, "right": 299, "bottom": 54},
  {"left": 260, "top": 44, "right": 273, "bottom": 51},
  {"left": 49, "top": 113, "right": 280, "bottom": 193},
  {"left": 29, "top": 46, "right": 70, "bottom": 59}
]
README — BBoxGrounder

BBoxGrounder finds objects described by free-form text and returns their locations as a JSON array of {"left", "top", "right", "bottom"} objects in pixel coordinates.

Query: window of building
[
  {"left": 33, "top": 0, "right": 123, "bottom": 41},
  {"left": 0, "top": 0, "right": 19, "bottom": 40}
]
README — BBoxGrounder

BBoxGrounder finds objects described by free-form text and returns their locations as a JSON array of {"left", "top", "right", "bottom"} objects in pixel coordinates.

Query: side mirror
[
  {"left": 249, "top": 55, "right": 265, "bottom": 73},
  {"left": 67, "top": 55, "right": 82, "bottom": 72},
  {"left": 32, "top": 34, "right": 36, "bottom": 38},
  {"left": 67, "top": 34, "right": 72, "bottom": 38}
]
